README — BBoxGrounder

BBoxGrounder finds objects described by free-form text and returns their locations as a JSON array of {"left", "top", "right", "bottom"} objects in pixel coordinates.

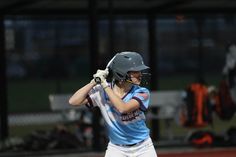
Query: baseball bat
[{"left": 95, "top": 53, "right": 118, "bottom": 84}]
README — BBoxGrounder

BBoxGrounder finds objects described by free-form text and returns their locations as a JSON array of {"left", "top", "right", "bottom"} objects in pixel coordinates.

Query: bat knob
[{"left": 95, "top": 77, "right": 101, "bottom": 84}]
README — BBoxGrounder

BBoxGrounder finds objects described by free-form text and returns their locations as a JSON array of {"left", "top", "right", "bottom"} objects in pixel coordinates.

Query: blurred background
[
  {"left": 5, "top": 17, "right": 229, "bottom": 112},
  {"left": 1, "top": 0, "right": 236, "bottom": 155}
]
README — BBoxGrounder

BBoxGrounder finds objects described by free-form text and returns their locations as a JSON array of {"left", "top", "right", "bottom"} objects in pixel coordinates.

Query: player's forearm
[
  {"left": 104, "top": 87, "right": 131, "bottom": 113},
  {"left": 69, "top": 81, "right": 96, "bottom": 106}
]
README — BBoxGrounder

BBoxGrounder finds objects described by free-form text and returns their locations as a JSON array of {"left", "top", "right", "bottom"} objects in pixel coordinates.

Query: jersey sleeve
[
  {"left": 132, "top": 87, "right": 150, "bottom": 112},
  {"left": 85, "top": 84, "right": 102, "bottom": 109}
]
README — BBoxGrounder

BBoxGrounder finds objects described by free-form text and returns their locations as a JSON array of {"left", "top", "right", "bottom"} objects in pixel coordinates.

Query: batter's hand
[
  {"left": 93, "top": 69, "right": 109, "bottom": 88},
  {"left": 99, "top": 75, "right": 109, "bottom": 89},
  {"left": 93, "top": 69, "right": 109, "bottom": 81}
]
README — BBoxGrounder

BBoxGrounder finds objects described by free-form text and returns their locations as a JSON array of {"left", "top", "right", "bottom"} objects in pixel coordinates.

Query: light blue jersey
[{"left": 86, "top": 84, "right": 150, "bottom": 145}]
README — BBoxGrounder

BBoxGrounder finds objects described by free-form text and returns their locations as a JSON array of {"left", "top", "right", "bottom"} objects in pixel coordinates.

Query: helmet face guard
[
  {"left": 108, "top": 51, "right": 150, "bottom": 85},
  {"left": 125, "top": 70, "right": 151, "bottom": 86},
  {"left": 139, "top": 71, "right": 151, "bottom": 86}
]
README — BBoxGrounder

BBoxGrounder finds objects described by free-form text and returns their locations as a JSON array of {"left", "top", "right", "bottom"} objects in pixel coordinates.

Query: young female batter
[{"left": 69, "top": 51, "right": 157, "bottom": 157}]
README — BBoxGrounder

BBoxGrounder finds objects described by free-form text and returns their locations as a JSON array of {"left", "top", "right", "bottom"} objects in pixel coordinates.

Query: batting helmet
[{"left": 108, "top": 51, "right": 149, "bottom": 82}]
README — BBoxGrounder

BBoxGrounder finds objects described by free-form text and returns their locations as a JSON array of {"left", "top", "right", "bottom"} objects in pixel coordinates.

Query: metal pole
[
  {"left": 89, "top": 0, "right": 101, "bottom": 151},
  {"left": 148, "top": 14, "right": 158, "bottom": 90},
  {"left": 196, "top": 16, "right": 205, "bottom": 83},
  {"left": 0, "top": 15, "right": 8, "bottom": 141},
  {"left": 108, "top": 0, "right": 114, "bottom": 56},
  {"left": 148, "top": 13, "right": 159, "bottom": 141}
]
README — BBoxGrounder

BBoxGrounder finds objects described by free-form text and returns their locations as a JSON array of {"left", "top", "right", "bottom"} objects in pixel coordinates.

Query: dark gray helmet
[{"left": 108, "top": 51, "right": 149, "bottom": 81}]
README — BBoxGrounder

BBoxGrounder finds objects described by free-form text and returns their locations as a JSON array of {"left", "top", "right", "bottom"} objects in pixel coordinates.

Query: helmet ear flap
[
  {"left": 125, "top": 72, "right": 131, "bottom": 81},
  {"left": 106, "top": 67, "right": 113, "bottom": 82}
]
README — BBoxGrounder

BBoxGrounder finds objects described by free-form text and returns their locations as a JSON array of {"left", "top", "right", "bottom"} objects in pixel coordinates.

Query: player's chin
[{"left": 133, "top": 80, "right": 141, "bottom": 85}]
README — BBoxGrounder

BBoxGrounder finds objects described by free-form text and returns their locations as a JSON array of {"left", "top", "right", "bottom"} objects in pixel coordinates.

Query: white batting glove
[
  {"left": 93, "top": 69, "right": 109, "bottom": 79},
  {"left": 99, "top": 75, "right": 109, "bottom": 89},
  {"left": 93, "top": 69, "right": 109, "bottom": 88},
  {"left": 90, "top": 69, "right": 106, "bottom": 85}
]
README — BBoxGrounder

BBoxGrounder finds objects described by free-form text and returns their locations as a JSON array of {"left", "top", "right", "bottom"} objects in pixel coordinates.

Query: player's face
[{"left": 129, "top": 71, "right": 142, "bottom": 85}]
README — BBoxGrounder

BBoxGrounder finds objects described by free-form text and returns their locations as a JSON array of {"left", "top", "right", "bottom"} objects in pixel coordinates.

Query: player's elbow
[
  {"left": 117, "top": 108, "right": 126, "bottom": 114},
  {"left": 69, "top": 98, "right": 78, "bottom": 106},
  {"left": 116, "top": 103, "right": 139, "bottom": 114},
  {"left": 69, "top": 97, "right": 88, "bottom": 106},
  {"left": 113, "top": 101, "right": 133, "bottom": 113},
  {"left": 117, "top": 107, "right": 130, "bottom": 114}
]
